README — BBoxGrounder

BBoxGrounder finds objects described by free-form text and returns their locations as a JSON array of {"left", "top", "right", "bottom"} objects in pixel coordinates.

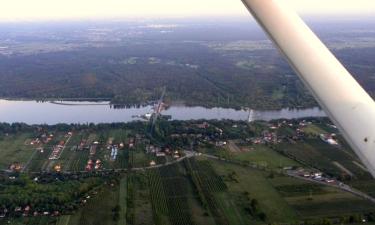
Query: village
[{"left": 4, "top": 117, "right": 346, "bottom": 176}]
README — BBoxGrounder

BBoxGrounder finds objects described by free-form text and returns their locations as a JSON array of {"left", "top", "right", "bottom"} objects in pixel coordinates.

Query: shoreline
[{"left": 0, "top": 97, "right": 321, "bottom": 111}]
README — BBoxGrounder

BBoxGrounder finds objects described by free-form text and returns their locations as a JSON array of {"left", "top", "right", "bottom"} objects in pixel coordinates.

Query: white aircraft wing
[{"left": 241, "top": 0, "right": 375, "bottom": 177}]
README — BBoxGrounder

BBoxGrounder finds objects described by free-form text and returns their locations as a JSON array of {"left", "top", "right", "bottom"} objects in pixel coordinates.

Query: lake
[{"left": 0, "top": 99, "right": 326, "bottom": 125}]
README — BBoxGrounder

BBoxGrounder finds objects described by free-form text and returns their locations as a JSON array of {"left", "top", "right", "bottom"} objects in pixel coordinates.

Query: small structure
[
  {"left": 95, "top": 159, "right": 102, "bottom": 170},
  {"left": 110, "top": 146, "right": 118, "bottom": 161},
  {"left": 320, "top": 134, "right": 339, "bottom": 145},
  {"left": 9, "top": 162, "right": 22, "bottom": 172},
  {"left": 53, "top": 164, "right": 61, "bottom": 172},
  {"left": 156, "top": 152, "right": 166, "bottom": 157}
]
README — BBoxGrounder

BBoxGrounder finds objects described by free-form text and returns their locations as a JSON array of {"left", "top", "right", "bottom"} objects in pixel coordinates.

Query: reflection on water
[{"left": 0, "top": 100, "right": 326, "bottom": 125}]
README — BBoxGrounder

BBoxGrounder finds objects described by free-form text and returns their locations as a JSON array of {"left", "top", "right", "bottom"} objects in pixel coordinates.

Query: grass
[
  {"left": 0, "top": 133, "right": 35, "bottom": 169},
  {"left": 276, "top": 141, "right": 342, "bottom": 176},
  {"left": 208, "top": 158, "right": 299, "bottom": 223},
  {"left": 118, "top": 177, "right": 127, "bottom": 225},
  {"left": 288, "top": 195, "right": 375, "bottom": 218},
  {"left": 214, "top": 192, "right": 250, "bottom": 225},
  {"left": 67, "top": 184, "right": 120, "bottom": 225},
  {"left": 277, "top": 138, "right": 372, "bottom": 179},
  {"left": 132, "top": 173, "right": 153, "bottom": 225},
  {"left": 56, "top": 216, "right": 71, "bottom": 225},
  {"left": 266, "top": 172, "right": 375, "bottom": 219},
  {"left": 303, "top": 124, "right": 327, "bottom": 135},
  {"left": 232, "top": 145, "right": 301, "bottom": 169}
]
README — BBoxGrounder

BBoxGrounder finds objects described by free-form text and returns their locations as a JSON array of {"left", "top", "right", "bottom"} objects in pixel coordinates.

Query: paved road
[{"left": 286, "top": 171, "right": 375, "bottom": 204}]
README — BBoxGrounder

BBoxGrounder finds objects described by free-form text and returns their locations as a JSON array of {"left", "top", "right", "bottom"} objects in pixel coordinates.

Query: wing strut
[{"left": 242, "top": 0, "right": 375, "bottom": 177}]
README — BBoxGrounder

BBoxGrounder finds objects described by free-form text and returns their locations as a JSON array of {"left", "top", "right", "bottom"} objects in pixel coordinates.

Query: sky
[{"left": 0, "top": 0, "right": 374, "bottom": 21}]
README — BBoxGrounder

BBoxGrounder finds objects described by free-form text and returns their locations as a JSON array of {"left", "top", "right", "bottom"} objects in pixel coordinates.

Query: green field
[
  {"left": 232, "top": 145, "right": 301, "bottom": 169},
  {"left": 208, "top": 158, "right": 298, "bottom": 223},
  {"left": 0, "top": 133, "right": 35, "bottom": 169},
  {"left": 207, "top": 158, "right": 375, "bottom": 223}
]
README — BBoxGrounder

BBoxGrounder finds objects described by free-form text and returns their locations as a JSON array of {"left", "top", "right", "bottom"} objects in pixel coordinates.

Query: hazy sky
[{"left": 0, "top": 0, "right": 374, "bottom": 21}]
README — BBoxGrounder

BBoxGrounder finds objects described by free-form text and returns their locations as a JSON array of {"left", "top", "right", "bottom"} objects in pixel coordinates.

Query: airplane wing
[{"left": 241, "top": 0, "right": 375, "bottom": 177}]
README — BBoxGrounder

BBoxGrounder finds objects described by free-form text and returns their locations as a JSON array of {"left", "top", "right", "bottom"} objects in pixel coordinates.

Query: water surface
[{"left": 0, "top": 100, "right": 326, "bottom": 124}]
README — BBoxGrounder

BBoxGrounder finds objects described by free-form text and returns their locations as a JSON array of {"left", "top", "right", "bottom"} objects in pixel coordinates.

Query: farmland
[{"left": 2, "top": 119, "right": 375, "bottom": 224}]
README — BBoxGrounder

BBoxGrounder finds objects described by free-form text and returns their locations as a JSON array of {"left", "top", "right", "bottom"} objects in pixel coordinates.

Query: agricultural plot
[
  {"left": 208, "top": 158, "right": 299, "bottom": 223},
  {"left": 127, "top": 172, "right": 154, "bottom": 225},
  {"left": 0, "top": 133, "right": 35, "bottom": 170},
  {"left": 66, "top": 184, "right": 120, "bottom": 225},
  {"left": 269, "top": 176, "right": 375, "bottom": 218},
  {"left": 132, "top": 145, "right": 150, "bottom": 168},
  {"left": 207, "top": 159, "right": 375, "bottom": 223},
  {"left": 276, "top": 138, "right": 372, "bottom": 179},
  {"left": 185, "top": 158, "right": 247, "bottom": 225},
  {"left": 349, "top": 180, "right": 375, "bottom": 198},
  {"left": 153, "top": 164, "right": 195, "bottom": 225},
  {"left": 232, "top": 145, "right": 301, "bottom": 170},
  {"left": 148, "top": 162, "right": 215, "bottom": 225},
  {"left": 26, "top": 146, "right": 53, "bottom": 172},
  {"left": 118, "top": 177, "right": 127, "bottom": 225}
]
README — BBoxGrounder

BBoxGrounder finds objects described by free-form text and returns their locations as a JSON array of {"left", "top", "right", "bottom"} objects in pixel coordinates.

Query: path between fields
[
  {"left": 22, "top": 148, "right": 39, "bottom": 172},
  {"left": 352, "top": 161, "right": 368, "bottom": 172},
  {"left": 227, "top": 140, "right": 242, "bottom": 153},
  {"left": 332, "top": 161, "right": 354, "bottom": 177}
]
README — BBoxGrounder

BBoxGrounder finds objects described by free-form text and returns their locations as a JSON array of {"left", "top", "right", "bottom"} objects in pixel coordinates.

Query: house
[
  {"left": 215, "top": 141, "right": 227, "bottom": 147},
  {"left": 156, "top": 152, "right": 166, "bottom": 157},
  {"left": 320, "top": 134, "right": 338, "bottom": 145},
  {"left": 54, "top": 164, "right": 61, "bottom": 172}
]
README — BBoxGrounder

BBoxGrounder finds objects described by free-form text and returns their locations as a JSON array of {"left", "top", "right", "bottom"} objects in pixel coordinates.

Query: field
[
  {"left": 269, "top": 176, "right": 375, "bottom": 219},
  {"left": 0, "top": 133, "right": 35, "bottom": 169},
  {"left": 208, "top": 158, "right": 298, "bottom": 223},
  {"left": 232, "top": 145, "right": 301, "bottom": 170},
  {"left": 276, "top": 138, "right": 372, "bottom": 179},
  {"left": 207, "top": 158, "right": 375, "bottom": 223}
]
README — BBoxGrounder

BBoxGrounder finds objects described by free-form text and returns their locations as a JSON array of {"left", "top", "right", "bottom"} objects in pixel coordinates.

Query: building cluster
[
  {"left": 85, "top": 159, "right": 102, "bottom": 171},
  {"left": 290, "top": 167, "right": 337, "bottom": 184},
  {"left": 320, "top": 133, "right": 339, "bottom": 146},
  {"left": 9, "top": 162, "right": 22, "bottom": 172},
  {"left": 48, "top": 132, "right": 72, "bottom": 160},
  {"left": 146, "top": 145, "right": 181, "bottom": 165},
  {"left": 48, "top": 141, "right": 65, "bottom": 160},
  {"left": 30, "top": 133, "right": 54, "bottom": 146},
  {"left": 0, "top": 206, "right": 59, "bottom": 218}
]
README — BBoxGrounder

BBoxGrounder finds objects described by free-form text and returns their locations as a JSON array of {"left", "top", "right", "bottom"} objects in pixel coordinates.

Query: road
[{"left": 286, "top": 170, "right": 375, "bottom": 204}]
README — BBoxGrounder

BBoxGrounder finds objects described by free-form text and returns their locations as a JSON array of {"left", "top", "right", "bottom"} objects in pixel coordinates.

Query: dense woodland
[{"left": 0, "top": 20, "right": 374, "bottom": 109}]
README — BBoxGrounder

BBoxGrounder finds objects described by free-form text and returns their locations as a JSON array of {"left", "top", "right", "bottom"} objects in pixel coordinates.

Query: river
[{"left": 0, "top": 99, "right": 326, "bottom": 125}]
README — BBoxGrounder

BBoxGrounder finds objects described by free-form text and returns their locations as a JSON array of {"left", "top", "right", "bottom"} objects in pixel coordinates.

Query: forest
[{"left": 0, "top": 19, "right": 374, "bottom": 109}]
